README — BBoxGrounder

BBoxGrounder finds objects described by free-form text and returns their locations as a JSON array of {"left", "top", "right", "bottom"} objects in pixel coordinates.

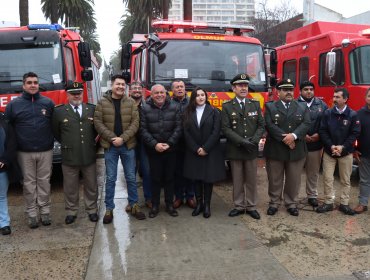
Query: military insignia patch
[
  {"left": 343, "top": 120, "right": 348, "bottom": 126},
  {"left": 41, "top": 109, "right": 46, "bottom": 115}
]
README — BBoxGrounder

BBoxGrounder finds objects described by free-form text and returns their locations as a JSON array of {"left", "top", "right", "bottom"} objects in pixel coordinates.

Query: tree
[
  {"left": 19, "top": 0, "right": 29, "bottom": 26},
  {"left": 251, "top": 0, "right": 300, "bottom": 47},
  {"left": 40, "top": 0, "right": 101, "bottom": 55}
]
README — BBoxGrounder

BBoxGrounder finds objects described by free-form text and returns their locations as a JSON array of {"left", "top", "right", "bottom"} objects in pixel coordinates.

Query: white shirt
[
  {"left": 196, "top": 104, "right": 206, "bottom": 126},
  {"left": 70, "top": 104, "right": 82, "bottom": 117},
  {"left": 235, "top": 97, "right": 245, "bottom": 109},
  {"left": 336, "top": 105, "right": 347, "bottom": 114}
]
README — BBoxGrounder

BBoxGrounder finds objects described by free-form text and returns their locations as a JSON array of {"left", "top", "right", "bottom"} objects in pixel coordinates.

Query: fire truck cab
[
  {"left": 121, "top": 20, "right": 270, "bottom": 110},
  {"left": 271, "top": 21, "right": 370, "bottom": 110}
]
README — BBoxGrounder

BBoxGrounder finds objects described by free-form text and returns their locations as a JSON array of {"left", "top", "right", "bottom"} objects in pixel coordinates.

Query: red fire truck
[
  {"left": 121, "top": 20, "right": 270, "bottom": 110},
  {"left": 0, "top": 23, "right": 102, "bottom": 162},
  {"left": 0, "top": 23, "right": 101, "bottom": 111},
  {"left": 271, "top": 21, "right": 370, "bottom": 110}
]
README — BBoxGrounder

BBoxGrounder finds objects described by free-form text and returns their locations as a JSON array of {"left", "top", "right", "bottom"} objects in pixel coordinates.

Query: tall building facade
[{"left": 168, "top": 0, "right": 255, "bottom": 24}]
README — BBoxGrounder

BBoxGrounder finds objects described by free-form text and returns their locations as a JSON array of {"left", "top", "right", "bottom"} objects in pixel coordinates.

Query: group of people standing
[{"left": 1, "top": 71, "right": 369, "bottom": 236}]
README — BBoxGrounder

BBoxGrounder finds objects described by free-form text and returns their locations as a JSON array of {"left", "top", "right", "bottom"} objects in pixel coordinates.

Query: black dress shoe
[
  {"left": 308, "top": 198, "right": 319, "bottom": 207},
  {"left": 267, "top": 207, "right": 278, "bottom": 216},
  {"left": 65, "top": 215, "right": 77, "bottom": 224},
  {"left": 338, "top": 204, "right": 356, "bottom": 216},
  {"left": 246, "top": 210, "right": 261, "bottom": 220},
  {"left": 287, "top": 208, "right": 299, "bottom": 216},
  {"left": 316, "top": 203, "right": 334, "bottom": 213},
  {"left": 228, "top": 208, "right": 245, "bottom": 217},
  {"left": 1, "top": 226, "right": 11, "bottom": 235},
  {"left": 165, "top": 205, "right": 179, "bottom": 217},
  {"left": 88, "top": 213, "right": 99, "bottom": 222},
  {"left": 149, "top": 206, "right": 159, "bottom": 218}
]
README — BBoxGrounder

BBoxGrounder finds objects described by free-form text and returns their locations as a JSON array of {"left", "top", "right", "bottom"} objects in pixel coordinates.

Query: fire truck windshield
[
  {"left": 0, "top": 44, "right": 63, "bottom": 94},
  {"left": 150, "top": 40, "right": 267, "bottom": 92},
  {"left": 349, "top": 46, "right": 370, "bottom": 85}
]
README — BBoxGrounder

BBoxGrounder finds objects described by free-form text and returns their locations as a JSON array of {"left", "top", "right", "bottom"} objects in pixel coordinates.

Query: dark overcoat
[
  {"left": 264, "top": 100, "right": 310, "bottom": 161},
  {"left": 52, "top": 103, "right": 97, "bottom": 166},
  {"left": 183, "top": 104, "right": 226, "bottom": 183},
  {"left": 221, "top": 98, "right": 265, "bottom": 160}
]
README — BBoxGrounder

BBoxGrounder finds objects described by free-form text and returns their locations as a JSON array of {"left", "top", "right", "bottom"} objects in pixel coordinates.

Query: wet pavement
[{"left": 1, "top": 158, "right": 369, "bottom": 280}]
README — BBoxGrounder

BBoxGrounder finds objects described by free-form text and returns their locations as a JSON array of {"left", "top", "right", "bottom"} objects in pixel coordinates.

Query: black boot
[
  {"left": 203, "top": 183, "right": 213, "bottom": 218},
  {"left": 192, "top": 182, "right": 203, "bottom": 216}
]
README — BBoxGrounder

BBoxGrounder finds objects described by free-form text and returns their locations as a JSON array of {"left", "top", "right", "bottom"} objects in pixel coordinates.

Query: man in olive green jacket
[
  {"left": 94, "top": 75, "right": 145, "bottom": 223},
  {"left": 52, "top": 82, "right": 99, "bottom": 224},
  {"left": 264, "top": 79, "right": 310, "bottom": 217},
  {"left": 222, "top": 73, "right": 265, "bottom": 220}
]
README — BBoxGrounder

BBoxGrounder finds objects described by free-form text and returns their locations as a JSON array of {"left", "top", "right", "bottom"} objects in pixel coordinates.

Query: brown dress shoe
[
  {"left": 125, "top": 204, "right": 132, "bottom": 213},
  {"left": 131, "top": 204, "right": 146, "bottom": 220},
  {"left": 186, "top": 198, "right": 196, "bottom": 209},
  {"left": 354, "top": 204, "right": 368, "bottom": 214},
  {"left": 173, "top": 199, "right": 183, "bottom": 209},
  {"left": 103, "top": 210, "right": 113, "bottom": 224}
]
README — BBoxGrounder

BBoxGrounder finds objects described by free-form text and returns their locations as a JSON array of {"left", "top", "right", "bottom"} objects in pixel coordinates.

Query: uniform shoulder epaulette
[
  {"left": 55, "top": 104, "right": 64, "bottom": 108},
  {"left": 222, "top": 100, "right": 231, "bottom": 104},
  {"left": 86, "top": 102, "right": 96, "bottom": 107},
  {"left": 250, "top": 98, "right": 259, "bottom": 102}
]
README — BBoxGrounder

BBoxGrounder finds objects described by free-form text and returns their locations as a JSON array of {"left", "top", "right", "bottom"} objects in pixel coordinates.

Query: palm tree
[
  {"left": 19, "top": 0, "right": 29, "bottom": 26},
  {"left": 40, "top": 0, "right": 101, "bottom": 55}
]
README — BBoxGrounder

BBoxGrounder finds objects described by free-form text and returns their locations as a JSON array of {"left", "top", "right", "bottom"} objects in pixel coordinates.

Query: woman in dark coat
[
  {"left": 0, "top": 113, "right": 22, "bottom": 235},
  {"left": 183, "top": 87, "right": 226, "bottom": 218}
]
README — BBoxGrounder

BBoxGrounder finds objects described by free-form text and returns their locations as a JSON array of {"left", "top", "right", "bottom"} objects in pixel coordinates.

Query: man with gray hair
[{"left": 140, "top": 84, "right": 182, "bottom": 218}]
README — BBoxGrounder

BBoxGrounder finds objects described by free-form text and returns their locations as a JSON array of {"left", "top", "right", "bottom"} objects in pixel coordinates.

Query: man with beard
[
  {"left": 317, "top": 88, "right": 360, "bottom": 215},
  {"left": 52, "top": 82, "right": 99, "bottom": 224},
  {"left": 264, "top": 79, "right": 310, "bottom": 217},
  {"left": 129, "top": 81, "right": 152, "bottom": 209},
  {"left": 297, "top": 81, "right": 328, "bottom": 208}
]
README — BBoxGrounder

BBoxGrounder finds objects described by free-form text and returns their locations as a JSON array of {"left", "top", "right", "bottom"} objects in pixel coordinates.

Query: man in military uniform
[
  {"left": 264, "top": 79, "right": 310, "bottom": 216},
  {"left": 221, "top": 73, "right": 265, "bottom": 219},
  {"left": 52, "top": 82, "right": 99, "bottom": 224}
]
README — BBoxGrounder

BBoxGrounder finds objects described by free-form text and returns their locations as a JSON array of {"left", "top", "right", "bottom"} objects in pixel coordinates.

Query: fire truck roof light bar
[
  {"left": 27, "top": 24, "right": 64, "bottom": 31},
  {"left": 152, "top": 20, "right": 254, "bottom": 33}
]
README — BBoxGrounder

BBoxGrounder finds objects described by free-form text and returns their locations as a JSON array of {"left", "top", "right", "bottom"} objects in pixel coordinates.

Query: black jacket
[
  {"left": 140, "top": 97, "right": 182, "bottom": 153},
  {"left": 357, "top": 106, "right": 370, "bottom": 158},
  {"left": 297, "top": 96, "right": 328, "bottom": 151},
  {"left": 319, "top": 106, "right": 360, "bottom": 157},
  {"left": 5, "top": 91, "right": 54, "bottom": 152},
  {"left": 183, "top": 104, "right": 226, "bottom": 183},
  {"left": 0, "top": 113, "right": 22, "bottom": 184}
]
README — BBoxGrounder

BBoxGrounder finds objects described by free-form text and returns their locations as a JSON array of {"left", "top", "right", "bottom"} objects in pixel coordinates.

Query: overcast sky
[{"left": 1, "top": 0, "right": 370, "bottom": 62}]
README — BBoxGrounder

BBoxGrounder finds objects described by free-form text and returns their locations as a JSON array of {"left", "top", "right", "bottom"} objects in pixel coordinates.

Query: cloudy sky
[{"left": 1, "top": 0, "right": 370, "bottom": 62}]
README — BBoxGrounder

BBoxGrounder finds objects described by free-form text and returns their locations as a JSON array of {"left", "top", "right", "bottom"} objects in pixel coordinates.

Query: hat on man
[
  {"left": 276, "top": 79, "right": 294, "bottom": 89},
  {"left": 230, "top": 73, "right": 250, "bottom": 85},
  {"left": 66, "top": 82, "right": 83, "bottom": 94},
  {"left": 299, "top": 80, "right": 315, "bottom": 90}
]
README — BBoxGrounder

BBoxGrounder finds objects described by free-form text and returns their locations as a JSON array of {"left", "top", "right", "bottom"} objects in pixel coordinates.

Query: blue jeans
[
  {"left": 135, "top": 139, "right": 151, "bottom": 201},
  {"left": 0, "top": 172, "right": 10, "bottom": 228},
  {"left": 104, "top": 145, "right": 138, "bottom": 210},
  {"left": 358, "top": 157, "right": 370, "bottom": 206}
]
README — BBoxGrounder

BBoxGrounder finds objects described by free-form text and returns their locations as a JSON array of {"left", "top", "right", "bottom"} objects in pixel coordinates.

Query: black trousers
[{"left": 148, "top": 151, "right": 176, "bottom": 206}]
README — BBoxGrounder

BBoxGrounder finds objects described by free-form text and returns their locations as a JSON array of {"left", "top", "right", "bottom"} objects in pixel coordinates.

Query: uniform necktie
[
  {"left": 74, "top": 106, "right": 80, "bottom": 118},
  {"left": 285, "top": 102, "right": 290, "bottom": 110},
  {"left": 240, "top": 101, "right": 245, "bottom": 111}
]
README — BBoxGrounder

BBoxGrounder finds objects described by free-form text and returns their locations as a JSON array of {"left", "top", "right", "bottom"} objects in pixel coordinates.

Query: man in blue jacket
[
  {"left": 317, "top": 88, "right": 360, "bottom": 215},
  {"left": 5, "top": 72, "right": 54, "bottom": 228}
]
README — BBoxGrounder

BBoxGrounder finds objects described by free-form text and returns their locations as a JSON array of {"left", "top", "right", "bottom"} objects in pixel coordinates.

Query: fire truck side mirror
[
  {"left": 81, "top": 69, "right": 93, "bottom": 81},
  {"left": 121, "top": 43, "right": 132, "bottom": 71},
  {"left": 78, "top": 42, "right": 92, "bottom": 68},
  {"left": 269, "top": 50, "right": 277, "bottom": 75},
  {"left": 325, "top": 51, "right": 336, "bottom": 78}
]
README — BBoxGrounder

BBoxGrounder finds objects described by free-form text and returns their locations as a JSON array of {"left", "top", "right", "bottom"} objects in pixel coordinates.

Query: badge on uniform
[
  {"left": 231, "top": 112, "right": 236, "bottom": 116},
  {"left": 248, "top": 111, "right": 258, "bottom": 116},
  {"left": 343, "top": 120, "right": 348, "bottom": 126},
  {"left": 274, "top": 114, "right": 279, "bottom": 124},
  {"left": 63, "top": 118, "right": 69, "bottom": 123},
  {"left": 41, "top": 109, "right": 47, "bottom": 115}
]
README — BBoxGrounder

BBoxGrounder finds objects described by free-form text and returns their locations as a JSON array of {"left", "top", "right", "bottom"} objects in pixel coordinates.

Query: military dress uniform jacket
[
  {"left": 52, "top": 103, "right": 97, "bottom": 166},
  {"left": 221, "top": 98, "right": 265, "bottom": 160},
  {"left": 264, "top": 100, "right": 310, "bottom": 161}
]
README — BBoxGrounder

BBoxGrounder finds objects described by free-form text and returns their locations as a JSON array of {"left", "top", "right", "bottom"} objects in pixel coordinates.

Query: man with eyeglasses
[
  {"left": 221, "top": 73, "right": 265, "bottom": 220},
  {"left": 297, "top": 81, "right": 328, "bottom": 208},
  {"left": 264, "top": 79, "right": 310, "bottom": 217},
  {"left": 5, "top": 72, "right": 55, "bottom": 228}
]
